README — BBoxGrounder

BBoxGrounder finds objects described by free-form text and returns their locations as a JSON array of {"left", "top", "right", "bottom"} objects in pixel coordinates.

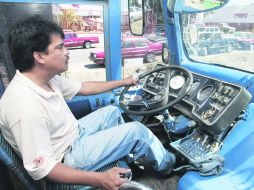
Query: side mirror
[
  {"left": 162, "top": 43, "right": 170, "bottom": 64},
  {"left": 128, "top": 0, "right": 144, "bottom": 36}
]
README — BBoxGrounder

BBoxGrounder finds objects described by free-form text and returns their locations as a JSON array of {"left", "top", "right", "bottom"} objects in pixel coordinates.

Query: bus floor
[{"left": 129, "top": 162, "right": 181, "bottom": 190}]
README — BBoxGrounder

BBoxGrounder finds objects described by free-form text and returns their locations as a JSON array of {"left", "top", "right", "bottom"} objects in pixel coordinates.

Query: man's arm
[
  {"left": 77, "top": 76, "right": 138, "bottom": 95},
  {"left": 47, "top": 162, "right": 130, "bottom": 190}
]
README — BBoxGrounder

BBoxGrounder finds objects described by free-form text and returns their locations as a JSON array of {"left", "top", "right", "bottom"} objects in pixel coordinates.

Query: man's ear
[{"left": 33, "top": 51, "right": 45, "bottom": 65}]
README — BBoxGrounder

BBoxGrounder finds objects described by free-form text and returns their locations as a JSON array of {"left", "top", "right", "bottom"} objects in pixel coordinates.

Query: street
[
  {"left": 64, "top": 32, "right": 162, "bottom": 82},
  {"left": 64, "top": 33, "right": 106, "bottom": 82},
  {"left": 64, "top": 47, "right": 106, "bottom": 82}
]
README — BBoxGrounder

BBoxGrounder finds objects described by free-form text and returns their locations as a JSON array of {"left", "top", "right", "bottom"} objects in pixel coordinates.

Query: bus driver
[{"left": 0, "top": 15, "right": 176, "bottom": 190}]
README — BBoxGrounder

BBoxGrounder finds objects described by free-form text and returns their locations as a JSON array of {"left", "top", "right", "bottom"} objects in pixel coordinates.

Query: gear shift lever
[{"left": 163, "top": 110, "right": 196, "bottom": 134}]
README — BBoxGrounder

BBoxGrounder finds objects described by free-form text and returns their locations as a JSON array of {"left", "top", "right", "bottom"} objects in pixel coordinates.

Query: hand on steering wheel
[{"left": 119, "top": 65, "right": 193, "bottom": 115}]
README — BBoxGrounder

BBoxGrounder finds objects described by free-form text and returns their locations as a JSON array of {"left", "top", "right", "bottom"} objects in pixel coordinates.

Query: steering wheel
[{"left": 119, "top": 65, "right": 193, "bottom": 115}]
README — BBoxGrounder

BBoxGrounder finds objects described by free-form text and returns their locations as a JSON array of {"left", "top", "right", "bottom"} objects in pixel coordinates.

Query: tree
[{"left": 59, "top": 9, "right": 81, "bottom": 30}]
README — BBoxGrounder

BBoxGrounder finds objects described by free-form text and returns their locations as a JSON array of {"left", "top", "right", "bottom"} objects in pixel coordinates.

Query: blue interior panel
[
  {"left": 178, "top": 103, "right": 254, "bottom": 190},
  {"left": 67, "top": 96, "right": 91, "bottom": 119}
]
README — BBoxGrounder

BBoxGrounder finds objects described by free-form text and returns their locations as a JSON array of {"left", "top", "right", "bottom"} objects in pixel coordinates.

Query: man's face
[{"left": 42, "top": 34, "right": 69, "bottom": 75}]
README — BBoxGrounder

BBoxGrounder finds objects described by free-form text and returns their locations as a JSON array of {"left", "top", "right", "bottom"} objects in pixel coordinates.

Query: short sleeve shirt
[{"left": 0, "top": 70, "right": 81, "bottom": 180}]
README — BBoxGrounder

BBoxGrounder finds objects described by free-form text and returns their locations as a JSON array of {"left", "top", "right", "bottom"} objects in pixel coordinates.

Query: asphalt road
[
  {"left": 64, "top": 33, "right": 106, "bottom": 82},
  {"left": 64, "top": 31, "right": 162, "bottom": 82},
  {"left": 65, "top": 47, "right": 106, "bottom": 82}
]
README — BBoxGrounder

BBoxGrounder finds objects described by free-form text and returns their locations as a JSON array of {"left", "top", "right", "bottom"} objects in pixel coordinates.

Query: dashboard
[
  {"left": 169, "top": 72, "right": 251, "bottom": 135},
  {"left": 167, "top": 71, "right": 252, "bottom": 162},
  {"left": 124, "top": 66, "right": 252, "bottom": 162}
]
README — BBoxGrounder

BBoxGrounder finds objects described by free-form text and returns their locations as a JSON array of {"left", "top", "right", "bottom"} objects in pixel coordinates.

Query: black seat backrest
[
  {"left": 0, "top": 35, "right": 11, "bottom": 97},
  {"left": 0, "top": 72, "right": 4, "bottom": 98},
  {"left": 0, "top": 36, "right": 6, "bottom": 97},
  {"left": 0, "top": 129, "right": 128, "bottom": 189},
  {"left": 0, "top": 131, "right": 40, "bottom": 189}
]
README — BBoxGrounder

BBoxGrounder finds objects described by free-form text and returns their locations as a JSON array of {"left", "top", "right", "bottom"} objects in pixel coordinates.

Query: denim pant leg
[
  {"left": 77, "top": 105, "right": 125, "bottom": 135},
  {"left": 64, "top": 117, "right": 175, "bottom": 175}
]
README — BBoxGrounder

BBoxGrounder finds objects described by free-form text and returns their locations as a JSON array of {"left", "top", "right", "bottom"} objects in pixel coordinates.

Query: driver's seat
[
  {"left": 0, "top": 128, "right": 154, "bottom": 190},
  {"left": 0, "top": 128, "right": 123, "bottom": 189}
]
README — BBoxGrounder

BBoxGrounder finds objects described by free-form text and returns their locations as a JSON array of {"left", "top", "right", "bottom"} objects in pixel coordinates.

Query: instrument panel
[
  {"left": 169, "top": 71, "right": 251, "bottom": 163},
  {"left": 169, "top": 72, "right": 251, "bottom": 135},
  {"left": 197, "top": 85, "right": 214, "bottom": 101},
  {"left": 169, "top": 75, "right": 186, "bottom": 90}
]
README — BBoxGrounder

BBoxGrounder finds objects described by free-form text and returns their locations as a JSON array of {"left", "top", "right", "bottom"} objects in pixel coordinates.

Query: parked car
[
  {"left": 89, "top": 51, "right": 105, "bottom": 65},
  {"left": 64, "top": 30, "right": 99, "bottom": 49},
  {"left": 195, "top": 32, "right": 237, "bottom": 56},
  {"left": 89, "top": 37, "right": 163, "bottom": 65},
  {"left": 233, "top": 32, "right": 254, "bottom": 50}
]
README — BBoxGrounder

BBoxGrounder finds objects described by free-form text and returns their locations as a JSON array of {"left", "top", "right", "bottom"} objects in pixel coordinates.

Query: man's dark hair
[{"left": 8, "top": 15, "right": 64, "bottom": 72}]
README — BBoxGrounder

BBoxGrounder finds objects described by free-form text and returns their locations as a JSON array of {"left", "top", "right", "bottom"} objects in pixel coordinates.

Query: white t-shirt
[{"left": 0, "top": 70, "right": 81, "bottom": 180}]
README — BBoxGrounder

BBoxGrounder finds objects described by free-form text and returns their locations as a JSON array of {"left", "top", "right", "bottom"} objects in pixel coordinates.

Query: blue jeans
[{"left": 63, "top": 105, "right": 175, "bottom": 181}]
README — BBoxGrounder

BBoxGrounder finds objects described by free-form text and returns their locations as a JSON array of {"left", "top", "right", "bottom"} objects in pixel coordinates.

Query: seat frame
[{"left": 0, "top": 130, "right": 132, "bottom": 189}]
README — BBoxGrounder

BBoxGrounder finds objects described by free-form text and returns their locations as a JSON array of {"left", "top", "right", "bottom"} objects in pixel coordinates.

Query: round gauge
[
  {"left": 169, "top": 75, "right": 186, "bottom": 90},
  {"left": 197, "top": 85, "right": 214, "bottom": 101},
  {"left": 190, "top": 80, "right": 201, "bottom": 94}
]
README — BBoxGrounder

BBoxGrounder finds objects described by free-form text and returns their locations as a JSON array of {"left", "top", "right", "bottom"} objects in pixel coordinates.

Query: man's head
[{"left": 8, "top": 15, "right": 65, "bottom": 72}]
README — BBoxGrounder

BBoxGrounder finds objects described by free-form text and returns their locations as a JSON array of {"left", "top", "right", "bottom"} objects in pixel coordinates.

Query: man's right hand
[
  {"left": 99, "top": 167, "right": 131, "bottom": 190},
  {"left": 47, "top": 163, "right": 132, "bottom": 189}
]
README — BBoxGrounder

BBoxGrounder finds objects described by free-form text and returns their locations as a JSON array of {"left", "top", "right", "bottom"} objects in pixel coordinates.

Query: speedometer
[
  {"left": 169, "top": 75, "right": 185, "bottom": 90},
  {"left": 197, "top": 85, "right": 214, "bottom": 101},
  {"left": 190, "top": 80, "right": 201, "bottom": 94}
]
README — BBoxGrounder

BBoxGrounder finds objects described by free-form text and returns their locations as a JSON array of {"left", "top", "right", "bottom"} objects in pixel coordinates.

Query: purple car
[
  {"left": 89, "top": 37, "right": 163, "bottom": 65},
  {"left": 233, "top": 32, "right": 254, "bottom": 50},
  {"left": 64, "top": 30, "right": 99, "bottom": 49}
]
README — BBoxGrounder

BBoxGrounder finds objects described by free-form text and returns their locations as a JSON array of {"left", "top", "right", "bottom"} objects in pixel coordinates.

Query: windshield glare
[{"left": 182, "top": 0, "right": 254, "bottom": 73}]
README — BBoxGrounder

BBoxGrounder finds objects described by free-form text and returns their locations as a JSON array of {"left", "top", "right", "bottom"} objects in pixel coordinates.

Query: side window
[
  {"left": 136, "top": 40, "right": 148, "bottom": 47},
  {"left": 57, "top": 4, "right": 105, "bottom": 82},
  {"left": 64, "top": 33, "right": 71, "bottom": 39},
  {"left": 124, "top": 41, "right": 133, "bottom": 48},
  {"left": 200, "top": 33, "right": 211, "bottom": 40},
  {"left": 246, "top": 33, "right": 252, "bottom": 38},
  {"left": 182, "top": 0, "right": 254, "bottom": 72},
  {"left": 0, "top": 3, "right": 106, "bottom": 83},
  {"left": 73, "top": 33, "right": 77, "bottom": 38},
  {"left": 121, "top": 0, "right": 164, "bottom": 78},
  {"left": 214, "top": 34, "right": 221, "bottom": 40}
]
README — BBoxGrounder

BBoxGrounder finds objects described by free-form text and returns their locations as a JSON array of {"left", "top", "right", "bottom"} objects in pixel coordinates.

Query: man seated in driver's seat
[{"left": 0, "top": 15, "right": 176, "bottom": 190}]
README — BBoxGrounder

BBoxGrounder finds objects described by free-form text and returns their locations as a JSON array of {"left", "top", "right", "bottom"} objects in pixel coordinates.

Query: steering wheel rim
[{"left": 119, "top": 65, "right": 193, "bottom": 115}]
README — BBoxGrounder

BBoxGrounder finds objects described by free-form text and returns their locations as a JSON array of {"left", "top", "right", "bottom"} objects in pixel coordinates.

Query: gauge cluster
[
  {"left": 169, "top": 75, "right": 185, "bottom": 90},
  {"left": 168, "top": 70, "right": 191, "bottom": 95},
  {"left": 197, "top": 85, "right": 214, "bottom": 101},
  {"left": 135, "top": 67, "right": 251, "bottom": 135},
  {"left": 165, "top": 70, "right": 252, "bottom": 164},
  {"left": 171, "top": 72, "right": 252, "bottom": 135}
]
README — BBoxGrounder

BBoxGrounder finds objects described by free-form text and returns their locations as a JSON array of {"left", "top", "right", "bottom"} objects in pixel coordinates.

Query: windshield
[{"left": 182, "top": 0, "right": 254, "bottom": 73}]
